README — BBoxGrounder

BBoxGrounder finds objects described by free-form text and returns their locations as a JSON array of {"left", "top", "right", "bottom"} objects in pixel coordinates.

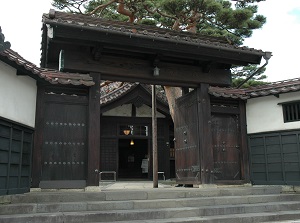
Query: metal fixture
[
  {"left": 237, "top": 51, "right": 272, "bottom": 88},
  {"left": 153, "top": 66, "right": 160, "bottom": 76}
]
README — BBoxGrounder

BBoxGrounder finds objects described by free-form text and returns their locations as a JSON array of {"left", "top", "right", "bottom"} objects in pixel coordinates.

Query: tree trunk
[
  {"left": 115, "top": 2, "right": 198, "bottom": 121},
  {"left": 163, "top": 86, "right": 182, "bottom": 121}
]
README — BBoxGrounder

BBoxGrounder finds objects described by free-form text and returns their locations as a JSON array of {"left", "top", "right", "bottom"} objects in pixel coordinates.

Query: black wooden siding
[
  {"left": 0, "top": 118, "right": 33, "bottom": 195},
  {"left": 249, "top": 130, "right": 300, "bottom": 185}
]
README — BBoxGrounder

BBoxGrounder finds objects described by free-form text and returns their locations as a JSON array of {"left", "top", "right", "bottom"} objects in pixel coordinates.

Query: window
[
  {"left": 119, "top": 125, "right": 149, "bottom": 136},
  {"left": 281, "top": 101, "right": 300, "bottom": 123}
]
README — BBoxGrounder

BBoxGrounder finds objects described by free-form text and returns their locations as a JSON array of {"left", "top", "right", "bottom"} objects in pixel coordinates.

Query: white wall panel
[
  {"left": 103, "top": 103, "right": 165, "bottom": 118},
  {"left": 0, "top": 61, "right": 37, "bottom": 127},
  {"left": 246, "top": 91, "right": 300, "bottom": 134}
]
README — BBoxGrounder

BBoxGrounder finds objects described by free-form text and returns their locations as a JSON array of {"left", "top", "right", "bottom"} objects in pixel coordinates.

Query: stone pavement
[{"left": 99, "top": 180, "right": 175, "bottom": 190}]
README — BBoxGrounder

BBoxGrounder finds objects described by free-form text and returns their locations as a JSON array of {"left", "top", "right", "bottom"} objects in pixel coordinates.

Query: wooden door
[
  {"left": 211, "top": 114, "right": 241, "bottom": 181},
  {"left": 174, "top": 90, "right": 201, "bottom": 184},
  {"left": 41, "top": 101, "right": 87, "bottom": 183}
]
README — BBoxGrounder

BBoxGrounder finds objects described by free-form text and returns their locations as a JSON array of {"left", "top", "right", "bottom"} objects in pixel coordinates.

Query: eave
[
  {"left": 0, "top": 49, "right": 95, "bottom": 87},
  {"left": 44, "top": 19, "right": 263, "bottom": 66}
]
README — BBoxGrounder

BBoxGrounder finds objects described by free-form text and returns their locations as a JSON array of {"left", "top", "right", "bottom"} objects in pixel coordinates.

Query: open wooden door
[{"left": 174, "top": 90, "right": 201, "bottom": 185}]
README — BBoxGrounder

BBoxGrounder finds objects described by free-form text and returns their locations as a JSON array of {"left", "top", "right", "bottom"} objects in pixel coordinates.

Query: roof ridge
[
  {"left": 245, "top": 78, "right": 300, "bottom": 92},
  {"left": 49, "top": 10, "right": 230, "bottom": 45}
]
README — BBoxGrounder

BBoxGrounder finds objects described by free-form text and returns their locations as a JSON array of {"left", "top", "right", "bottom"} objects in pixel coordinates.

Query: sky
[{"left": 1, "top": 1, "right": 300, "bottom": 82}]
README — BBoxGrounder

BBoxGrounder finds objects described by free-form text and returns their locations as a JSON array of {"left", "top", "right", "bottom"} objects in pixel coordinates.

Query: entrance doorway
[{"left": 118, "top": 139, "right": 148, "bottom": 179}]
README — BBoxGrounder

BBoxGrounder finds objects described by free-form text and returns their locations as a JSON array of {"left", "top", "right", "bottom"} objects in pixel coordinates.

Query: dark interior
[{"left": 118, "top": 139, "right": 148, "bottom": 179}]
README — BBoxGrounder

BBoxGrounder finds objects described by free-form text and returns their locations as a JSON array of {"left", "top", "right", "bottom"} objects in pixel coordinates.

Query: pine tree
[
  {"left": 51, "top": 0, "right": 267, "bottom": 118},
  {"left": 52, "top": 0, "right": 266, "bottom": 45}
]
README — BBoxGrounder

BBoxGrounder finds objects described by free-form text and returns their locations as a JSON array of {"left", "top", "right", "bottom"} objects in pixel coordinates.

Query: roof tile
[
  {"left": 42, "top": 10, "right": 264, "bottom": 56},
  {"left": 0, "top": 49, "right": 95, "bottom": 86},
  {"left": 209, "top": 77, "right": 300, "bottom": 99}
]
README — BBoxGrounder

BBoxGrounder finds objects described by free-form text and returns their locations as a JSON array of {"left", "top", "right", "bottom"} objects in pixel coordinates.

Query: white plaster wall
[
  {"left": 103, "top": 103, "right": 165, "bottom": 118},
  {"left": 136, "top": 104, "right": 165, "bottom": 118},
  {"left": 0, "top": 61, "right": 37, "bottom": 127},
  {"left": 102, "top": 104, "right": 132, "bottom": 117},
  {"left": 246, "top": 91, "right": 300, "bottom": 134}
]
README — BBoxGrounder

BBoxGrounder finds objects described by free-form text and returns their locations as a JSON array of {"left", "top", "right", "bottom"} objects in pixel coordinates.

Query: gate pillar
[
  {"left": 197, "top": 84, "right": 214, "bottom": 184},
  {"left": 87, "top": 73, "right": 101, "bottom": 186}
]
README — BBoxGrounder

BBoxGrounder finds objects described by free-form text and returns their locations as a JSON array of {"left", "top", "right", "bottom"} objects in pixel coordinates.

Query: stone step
[
  {"left": 1, "top": 201, "right": 300, "bottom": 223},
  {"left": 85, "top": 211, "right": 300, "bottom": 223},
  {"left": 1, "top": 194, "right": 299, "bottom": 215},
  {"left": 2, "top": 186, "right": 283, "bottom": 204}
]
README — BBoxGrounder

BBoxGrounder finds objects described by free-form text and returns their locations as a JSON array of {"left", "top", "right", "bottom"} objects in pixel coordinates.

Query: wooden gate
[
  {"left": 174, "top": 90, "right": 201, "bottom": 184},
  {"left": 40, "top": 94, "right": 88, "bottom": 188},
  {"left": 211, "top": 114, "right": 241, "bottom": 181}
]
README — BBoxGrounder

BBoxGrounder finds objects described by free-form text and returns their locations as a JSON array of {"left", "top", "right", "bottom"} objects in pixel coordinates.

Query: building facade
[{"left": 246, "top": 80, "right": 300, "bottom": 185}]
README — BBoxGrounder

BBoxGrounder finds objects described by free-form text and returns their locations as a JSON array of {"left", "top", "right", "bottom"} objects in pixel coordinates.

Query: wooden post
[
  {"left": 239, "top": 100, "right": 250, "bottom": 182},
  {"left": 197, "top": 84, "right": 213, "bottom": 184},
  {"left": 152, "top": 85, "right": 158, "bottom": 188},
  {"left": 87, "top": 73, "right": 101, "bottom": 186},
  {"left": 32, "top": 85, "right": 45, "bottom": 188}
]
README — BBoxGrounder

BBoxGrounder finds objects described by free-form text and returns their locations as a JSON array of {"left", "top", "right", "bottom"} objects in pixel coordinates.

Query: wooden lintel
[
  {"left": 62, "top": 50, "right": 231, "bottom": 87},
  {"left": 92, "top": 45, "right": 103, "bottom": 61}
]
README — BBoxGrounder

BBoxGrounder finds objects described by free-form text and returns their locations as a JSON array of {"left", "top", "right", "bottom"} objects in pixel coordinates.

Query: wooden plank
[
  {"left": 61, "top": 51, "right": 231, "bottom": 87},
  {"left": 87, "top": 73, "right": 101, "bottom": 186}
]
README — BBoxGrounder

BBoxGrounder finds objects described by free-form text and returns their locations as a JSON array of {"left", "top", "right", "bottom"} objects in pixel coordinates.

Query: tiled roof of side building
[
  {"left": 208, "top": 86, "right": 249, "bottom": 100},
  {"left": 42, "top": 9, "right": 264, "bottom": 56},
  {"left": 244, "top": 78, "right": 300, "bottom": 98},
  {"left": 209, "top": 77, "right": 300, "bottom": 100},
  {"left": 0, "top": 49, "right": 95, "bottom": 86}
]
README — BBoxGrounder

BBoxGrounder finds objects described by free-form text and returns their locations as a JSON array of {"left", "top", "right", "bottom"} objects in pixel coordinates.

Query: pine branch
[
  {"left": 117, "top": 0, "right": 135, "bottom": 22},
  {"left": 88, "top": 0, "right": 117, "bottom": 15}
]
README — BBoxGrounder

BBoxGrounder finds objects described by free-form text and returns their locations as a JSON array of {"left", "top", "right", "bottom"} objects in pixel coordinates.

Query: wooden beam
[
  {"left": 61, "top": 51, "right": 231, "bottom": 87},
  {"left": 87, "top": 73, "right": 101, "bottom": 186},
  {"left": 52, "top": 26, "right": 262, "bottom": 65}
]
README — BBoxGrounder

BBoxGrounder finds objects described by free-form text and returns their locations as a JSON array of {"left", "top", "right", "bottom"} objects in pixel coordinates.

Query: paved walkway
[{"left": 99, "top": 180, "right": 175, "bottom": 190}]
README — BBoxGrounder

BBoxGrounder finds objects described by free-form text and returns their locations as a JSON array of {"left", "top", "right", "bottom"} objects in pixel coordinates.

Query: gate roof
[{"left": 41, "top": 9, "right": 266, "bottom": 68}]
